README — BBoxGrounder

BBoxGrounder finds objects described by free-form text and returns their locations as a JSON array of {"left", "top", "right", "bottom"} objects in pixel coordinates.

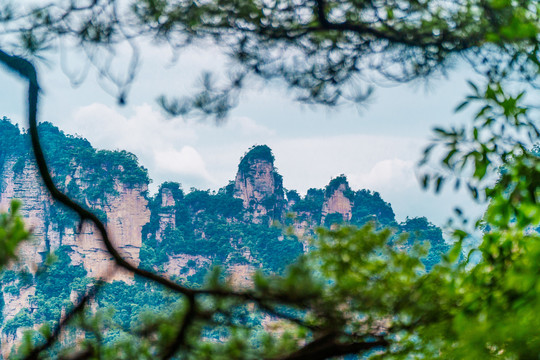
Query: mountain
[{"left": 0, "top": 118, "right": 449, "bottom": 357}]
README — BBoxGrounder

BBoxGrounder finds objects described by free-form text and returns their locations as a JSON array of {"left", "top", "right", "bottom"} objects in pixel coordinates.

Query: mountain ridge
[{"left": 0, "top": 117, "right": 448, "bottom": 357}]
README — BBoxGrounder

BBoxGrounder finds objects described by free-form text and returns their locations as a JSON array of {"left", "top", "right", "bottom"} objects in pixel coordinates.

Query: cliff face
[
  {"left": 0, "top": 122, "right": 153, "bottom": 356},
  {"left": 0, "top": 156, "right": 150, "bottom": 282},
  {"left": 156, "top": 186, "right": 178, "bottom": 242},
  {"left": 73, "top": 182, "right": 150, "bottom": 282},
  {"left": 233, "top": 145, "right": 284, "bottom": 221},
  {"left": 322, "top": 179, "right": 353, "bottom": 223},
  {"left": 0, "top": 158, "right": 50, "bottom": 271}
]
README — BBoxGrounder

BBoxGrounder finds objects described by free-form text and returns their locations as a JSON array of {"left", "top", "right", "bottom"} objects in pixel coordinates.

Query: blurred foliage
[
  {"left": 3, "top": 0, "right": 539, "bottom": 119},
  {"left": 0, "top": 200, "right": 30, "bottom": 269}
]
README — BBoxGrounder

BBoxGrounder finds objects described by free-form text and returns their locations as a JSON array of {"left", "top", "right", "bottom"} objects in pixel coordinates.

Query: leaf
[
  {"left": 467, "top": 184, "right": 479, "bottom": 199},
  {"left": 454, "top": 178, "right": 461, "bottom": 190},
  {"left": 455, "top": 100, "right": 470, "bottom": 113},
  {"left": 467, "top": 80, "right": 479, "bottom": 95},
  {"left": 435, "top": 176, "right": 445, "bottom": 193},
  {"left": 433, "top": 127, "right": 448, "bottom": 136},
  {"left": 421, "top": 174, "right": 429, "bottom": 189},
  {"left": 447, "top": 239, "right": 463, "bottom": 263}
]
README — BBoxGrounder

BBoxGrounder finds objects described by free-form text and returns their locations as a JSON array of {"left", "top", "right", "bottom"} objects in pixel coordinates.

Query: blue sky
[{"left": 0, "top": 41, "right": 486, "bottom": 227}]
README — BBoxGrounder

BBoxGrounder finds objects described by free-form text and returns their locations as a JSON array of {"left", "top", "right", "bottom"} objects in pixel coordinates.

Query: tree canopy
[{"left": 2, "top": 1, "right": 539, "bottom": 118}]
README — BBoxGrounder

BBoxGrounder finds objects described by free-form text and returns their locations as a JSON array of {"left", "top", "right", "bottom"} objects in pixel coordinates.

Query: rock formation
[
  {"left": 0, "top": 155, "right": 150, "bottom": 282},
  {"left": 154, "top": 184, "right": 182, "bottom": 242},
  {"left": 233, "top": 145, "right": 285, "bottom": 221},
  {"left": 321, "top": 175, "right": 353, "bottom": 223},
  {"left": 0, "top": 119, "right": 447, "bottom": 356},
  {"left": 0, "top": 121, "right": 152, "bottom": 356}
]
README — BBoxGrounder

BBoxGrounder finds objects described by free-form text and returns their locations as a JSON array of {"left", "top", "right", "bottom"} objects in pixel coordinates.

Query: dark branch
[
  {"left": 23, "top": 283, "right": 102, "bottom": 360},
  {"left": 274, "top": 333, "right": 388, "bottom": 360},
  {"left": 162, "top": 294, "right": 196, "bottom": 360}
]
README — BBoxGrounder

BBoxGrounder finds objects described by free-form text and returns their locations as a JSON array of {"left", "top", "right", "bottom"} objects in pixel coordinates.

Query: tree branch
[
  {"left": 23, "top": 283, "right": 102, "bottom": 360},
  {"left": 274, "top": 333, "right": 388, "bottom": 360}
]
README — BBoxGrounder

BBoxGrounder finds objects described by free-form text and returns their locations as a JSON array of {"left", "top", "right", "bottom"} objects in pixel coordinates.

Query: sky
[{"left": 0, "top": 40, "right": 487, "bottom": 228}]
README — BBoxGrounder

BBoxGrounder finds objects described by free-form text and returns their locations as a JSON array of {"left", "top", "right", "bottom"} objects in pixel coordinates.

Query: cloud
[
  {"left": 350, "top": 158, "right": 416, "bottom": 193},
  {"left": 227, "top": 116, "right": 276, "bottom": 136},
  {"left": 65, "top": 102, "right": 213, "bottom": 191},
  {"left": 60, "top": 102, "right": 482, "bottom": 226},
  {"left": 270, "top": 134, "right": 425, "bottom": 194},
  {"left": 68, "top": 103, "right": 197, "bottom": 154},
  {"left": 154, "top": 146, "right": 214, "bottom": 184}
]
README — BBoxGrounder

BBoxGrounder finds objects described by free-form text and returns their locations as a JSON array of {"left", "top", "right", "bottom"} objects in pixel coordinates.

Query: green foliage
[
  {"left": 224, "top": 180, "right": 236, "bottom": 196},
  {"left": 11, "top": 156, "right": 26, "bottom": 175},
  {"left": 107, "top": 223, "right": 449, "bottom": 360},
  {"left": 0, "top": 117, "right": 25, "bottom": 158},
  {"left": 291, "top": 188, "right": 325, "bottom": 222},
  {"left": 32, "top": 246, "right": 88, "bottom": 324},
  {"left": 131, "top": 0, "right": 518, "bottom": 120},
  {"left": 184, "top": 189, "right": 244, "bottom": 219},
  {"left": 398, "top": 217, "right": 449, "bottom": 271},
  {"left": 158, "top": 182, "right": 185, "bottom": 204},
  {"left": 4, "top": 309, "right": 33, "bottom": 336},
  {"left": 0, "top": 118, "right": 148, "bottom": 231},
  {"left": 38, "top": 123, "right": 150, "bottom": 198},
  {"left": 324, "top": 212, "right": 344, "bottom": 227},
  {"left": 286, "top": 190, "right": 300, "bottom": 203},
  {"left": 0, "top": 200, "right": 31, "bottom": 267},
  {"left": 238, "top": 145, "right": 275, "bottom": 173},
  {"left": 325, "top": 174, "right": 353, "bottom": 200},
  {"left": 1, "top": 270, "right": 18, "bottom": 284},
  {"left": 48, "top": 204, "right": 80, "bottom": 234},
  {"left": 0, "top": 117, "right": 448, "bottom": 359},
  {"left": 95, "top": 279, "right": 179, "bottom": 329},
  {"left": 4, "top": 284, "right": 19, "bottom": 295},
  {"left": 350, "top": 189, "right": 396, "bottom": 227}
]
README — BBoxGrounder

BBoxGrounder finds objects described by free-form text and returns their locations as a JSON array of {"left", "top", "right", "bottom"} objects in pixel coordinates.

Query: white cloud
[
  {"left": 154, "top": 146, "right": 214, "bottom": 184},
  {"left": 270, "top": 134, "right": 425, "bottom": 195},
  {"left": 64, "top": 102, "right": 214, "bottom": 192},
  {"left": 350, "top": 158, "right": 416, "bottom": 193},
  {"left": 0, "top": 30, "right": 485, "bottom": 228},
  {"left": 68, "top": 102, "right": 197, "bottom": 154},
  {"left": 227, "top": 116, "right": 276, "bottom": 136}
]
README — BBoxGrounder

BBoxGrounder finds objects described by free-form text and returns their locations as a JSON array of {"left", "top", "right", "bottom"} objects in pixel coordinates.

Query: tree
[{"left": 1, "top": 0, "right": 540, "bottom": 359}]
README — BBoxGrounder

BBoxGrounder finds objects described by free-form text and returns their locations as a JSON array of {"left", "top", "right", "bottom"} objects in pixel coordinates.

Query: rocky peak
[
  {"left": 233, "top": 145, "right": 284, "bottom": 220},
  {"left": 161, "top": 188, "right": 176, "bottom": 207},
  {"left": 155, "top": 182, "right": 183, "bottom": 242},
  {"left": 322, "top": 175, "right": 353, "bottom": 222},
  {"left": 159, "top": 182, "right": 183, "bottom": 208}
]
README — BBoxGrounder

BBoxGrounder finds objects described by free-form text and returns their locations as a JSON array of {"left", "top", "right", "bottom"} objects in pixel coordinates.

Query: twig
[{"left": 23, "top": 283, "right": 102, "bottom": 360}]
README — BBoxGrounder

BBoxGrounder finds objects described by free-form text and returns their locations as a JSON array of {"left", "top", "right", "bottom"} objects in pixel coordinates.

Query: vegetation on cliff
[
  {"left": 0, "top": 117, "right": 449, "bottom": 357},
  {"left": 235, "top": 145, "right": 286, "bottom": 220},
  {"left": 238, "top": 145, "right": 275, "bottom": 173},
  {"left": 141, "top": 182, "right": 303, "bottom": 275},
  {"left": 0, "top": 118, "right": 149, "bottom": 203},
  {"left": 324, "top": 175, "right": 354, "bottom": 200}
]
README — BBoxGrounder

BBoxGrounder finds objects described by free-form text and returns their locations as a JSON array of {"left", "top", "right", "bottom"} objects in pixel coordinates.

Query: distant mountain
[{"left": 0, "top": 118, "right": 449, "bottom": 357}]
